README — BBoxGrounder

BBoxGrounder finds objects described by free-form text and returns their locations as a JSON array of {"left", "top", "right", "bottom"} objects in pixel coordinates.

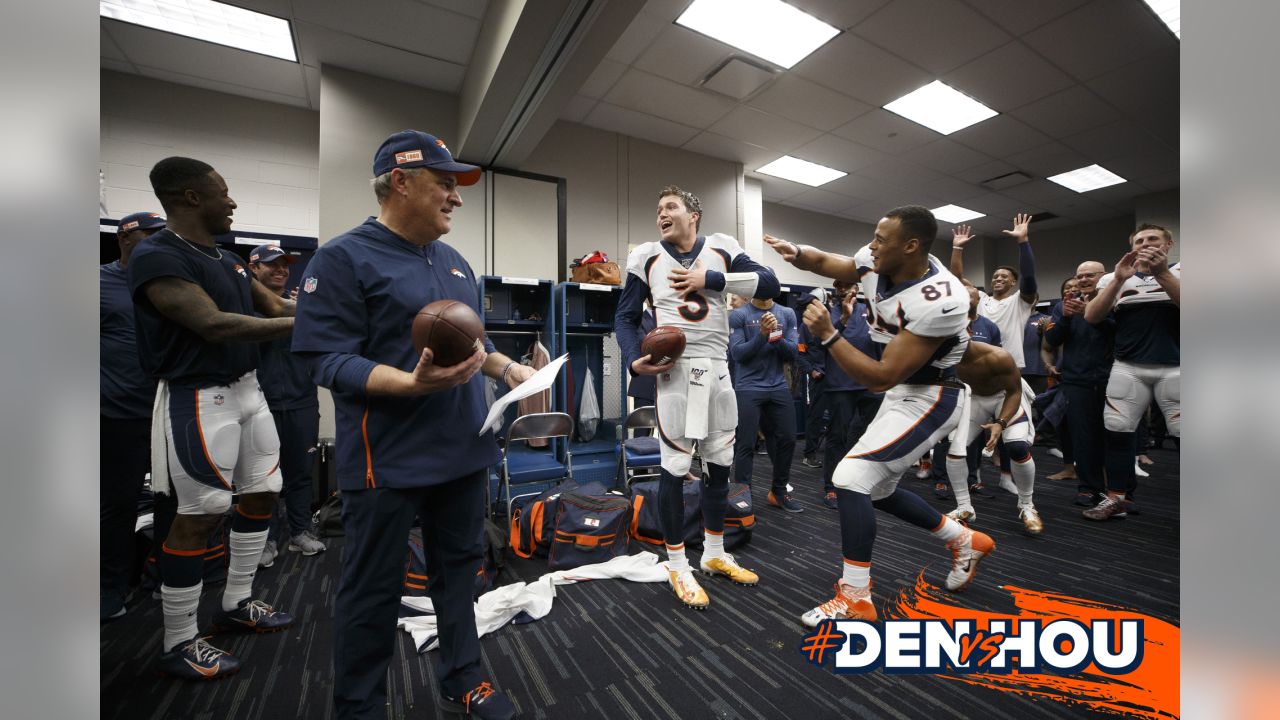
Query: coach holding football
[{"left": 292, "top": 130, "right": 533, "bottom": 720}]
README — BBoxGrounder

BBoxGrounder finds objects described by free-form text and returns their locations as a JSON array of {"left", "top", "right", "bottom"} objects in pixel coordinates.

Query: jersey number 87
[{"left": 920, "top": 281, "right": 953, "bottom": 301}]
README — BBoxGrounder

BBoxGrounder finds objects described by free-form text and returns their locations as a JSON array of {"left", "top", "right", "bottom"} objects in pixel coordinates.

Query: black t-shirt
[{"left": 127, "top": 230, "right": 258, "bottom": 386}]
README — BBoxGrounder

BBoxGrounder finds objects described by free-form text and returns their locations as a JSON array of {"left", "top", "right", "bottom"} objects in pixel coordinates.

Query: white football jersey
[
  {"left": 625, "top": 233, "right": 745, "bottom": 360},
  {"left": 976, "top": 291, "right": 1034, "bottom": 368},
  {"left": 853, "top": 244, "right": 970, "bottom": 381},
  {"left": 1096, "top": 263, "right": 1181, "bottom": 307}
]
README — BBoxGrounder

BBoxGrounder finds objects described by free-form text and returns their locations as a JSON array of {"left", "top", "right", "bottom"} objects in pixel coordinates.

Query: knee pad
[
  {"left": 831, "top": 457, "right": 894, "bottom": 497},
  {"left": 660, "top": 453, "right": 692, "bottom": 478},
  {"left": 1004, "top": 441, "right": 1032, "bottom": 463},
  {"left": 700, "top": 432, "right": 735, "bottom": 468},
  {"left": 189, "top": 489, "right": 233, "bottom": 517}
]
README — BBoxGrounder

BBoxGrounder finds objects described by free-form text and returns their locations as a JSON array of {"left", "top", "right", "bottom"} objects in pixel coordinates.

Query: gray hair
[{"left": 370, "top": 166, "right": 428, "bottom": 203}]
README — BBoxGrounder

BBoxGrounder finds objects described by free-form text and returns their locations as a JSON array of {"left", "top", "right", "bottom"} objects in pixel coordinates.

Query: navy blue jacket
[
  {"left": 101, "top": 260, "right": 158, "bottom": 419},
  {"left": 292, "top": 219, "right": 498, "bottom": 490},
  {"left": 729, "top": 303, "right": 798, "bottom": 391},
  {"left": 1044, "top": 302, "right": 1114, "bottom": 386}
]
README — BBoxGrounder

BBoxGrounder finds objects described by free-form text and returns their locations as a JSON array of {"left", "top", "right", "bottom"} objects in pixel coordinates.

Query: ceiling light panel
[
  {"left": 931, "top": 205, "right": 985, "bottom": 223},
  {"left": 100, "top": 0, "right": 298, "bottom": 62},
  {"left": 1047, "top": 164, "right": 1127, "bottom": 193},
  {"left": 755, "top": 155, "right": 847, "bottom": 187},
  {"left": 676, "top": 0, "right": 840, "bottom": 70},
  {"left": 883, "top": 81, "right": 998, "bottom": 135}
]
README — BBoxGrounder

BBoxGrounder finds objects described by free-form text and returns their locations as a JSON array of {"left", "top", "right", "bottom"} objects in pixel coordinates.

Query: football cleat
[
  {"left": 212, "top": 598, "right": 294, "bottom": 634},
  {"left": 669, "top": 569, "right": 710, "bottom": 610},
  {"left": 157, "top": 635, "right": 241, "bottom": 681},
  {"left": 441, "top": 681, "right": 516, "bottom": 720},
  {"left": 1018, "top": 505, "right": 1044, "bottom": 535},
  {"left": 915, "top": 458, "right": 933, "bottom": 479},
  {"left": 700, "top": 553, "right": 759, "bottom": 586},
  {"left": 947, "top": 505, "right": 976, "bottom": 524},
  {"left": 801, "top": 582, "right": 876, "bottom": 628},
  {"left": 945, "top": 528, "right": 995, "bottom": 592}
]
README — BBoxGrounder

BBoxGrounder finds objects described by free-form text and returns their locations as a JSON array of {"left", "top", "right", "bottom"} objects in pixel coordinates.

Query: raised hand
[
  {"left": 952, "top": 224, "right": 975, "bottom": 248},
  {"left": 1001, "top": 213, "right": 1032, "bottom": 244},
  {"left": 1139, "top": 246, "right": 1170, "bottom": 275},
  {"left": 763, "top": 234, "right": 800, "bottom": 263},
  {"left": 1114, "top": 249, "right": 1140, "bottom": 282}
]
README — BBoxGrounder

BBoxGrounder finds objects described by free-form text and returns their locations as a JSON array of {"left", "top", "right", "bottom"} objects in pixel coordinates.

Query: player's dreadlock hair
[
  {"left": 658, "top": 185, "right": 702, "bottom": 231},
  {"left": 884, "top": 205, "right": 938, "bottom": 254},
  {"left": 149, "top": 156, "right": 217, "bottom": 211}
]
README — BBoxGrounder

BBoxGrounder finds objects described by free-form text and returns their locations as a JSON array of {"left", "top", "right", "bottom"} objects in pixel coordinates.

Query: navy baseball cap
[
  {"left": 249, "top": 243, "right": 297, "bottom": 265},
  {"left": 118, "top": 212, "right": 166, "bottom": 233},
  {"left": 372, "top": 130, "right": 481, "bottom": 186}
]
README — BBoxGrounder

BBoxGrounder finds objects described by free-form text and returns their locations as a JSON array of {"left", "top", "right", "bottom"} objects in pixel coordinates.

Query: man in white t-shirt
[{"left": 948, "top": 214, "right": 1039, "bottom": 368}]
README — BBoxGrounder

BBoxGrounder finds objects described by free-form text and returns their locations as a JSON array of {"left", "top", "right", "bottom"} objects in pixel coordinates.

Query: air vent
[
  {"left": 979, "top": 171, "right": 1032, "bottom": 190},
  {"left": 1029, "top": 212, "right": 1059, "bottom": 223},
  {"left": 700, "top": 56, "right": 777, "bottom": 100}
]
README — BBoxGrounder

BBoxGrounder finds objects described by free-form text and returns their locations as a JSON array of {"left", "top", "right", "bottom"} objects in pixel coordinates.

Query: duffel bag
[{"left": 547, "top": 492, "right": 632, "bottom": 570}]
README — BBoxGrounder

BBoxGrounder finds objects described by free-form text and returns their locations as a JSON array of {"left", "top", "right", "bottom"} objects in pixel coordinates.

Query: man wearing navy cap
[
  {"left": 247, "top": 244, "right": 325, "bottom": 566},
  {"left": 293, "top": 130, "right": 532, "bottom": 720},
  {"left": 101, "top": 211, "right": 165, "bottom": 621}
]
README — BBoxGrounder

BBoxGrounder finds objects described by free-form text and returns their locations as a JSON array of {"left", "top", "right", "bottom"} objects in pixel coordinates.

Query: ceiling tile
[
  {"left": 604, "top": 69, "right": 735, "bottom": 129},
  {"left": 579, "top": 59, "right": 628, "bottom": 99},
  {"left": 790, "top": 134, "right": 887, "bottom": 174},
  {"left": 1024, "top": 0, "right": 1178, "bottom": 81},
  {"left": 961, "top": 0, "right": 1088, "bottom": 35},
  {"left": 852, "top": 0, "right": 1010, "bottom": 74},
  {"left": 904, "top": 139, "right": 994, "bottom": 175},
  {"left": 821, "top": 172, "right": 907, "bottom": 204},
  {"left": 943, "top": 41, "right": 1076, "bottom": 111},
  {"left": 833, "top": 109, "right": 942, "bottom": 155},
  {"left": 101, "top": 24, "right": 128, "bottom": 62},
  {"left": 1084, "top": 181, "right": 1149, "bottom": 210},
  {"left": 792, "top": 33, "right": 932, "bottom": 107},
  {"left": 560, "top": 95, "right": 596, "bottom": 123},
  {"left": 790, "top": 188, "right": 861, "bottom": 214},
  {"left": 295, "top": 23, "right": 465, "bottom": 93},
  {"left": 606, "top": 10, "right": 669, "bottom": 64},
  {"left": 996, "top": 179, "right": 1081, "bottom": 208},
  {"left": 293, "top": 0, "right": 480, "bottom": 66},
  {"left": 1053, "top": 195, "right": 1125, "bottom": 221},
  {"left": 964, "top": 192, "right": 1036, "bottom": 217},
  {"left": 1010, "top": 85, "right": 1121, "bottom": 139},
  {"left": 756, "top": 174, "right": 809, "bottom": 202},
  {"left": 1061, "top": 121, "right": 1166, "bottom": 162},
  {"left": 1087, "top": 47, "right": 1179, "bottom": 147},
  {"left": 854, "top": 157, "right": 943, "bottom": 188},
  {"left": 792, "top": 0, "right": 892, "bottom": 30},
  {"left": 682, "top": 131, "right": 778, "bottom": 169},
  {"left": 303, "top": 64, "right": 320, "bottom": 109},
  {"left": 135, "top": 66, "right": 310, "bottom": 108},
  {"left": 583, "top": 102, "right": 700, "bottom": 147},
  {"left": 640, "top": 0, "right": 701, "bottom": 21},
  {"left": 747, "top": 74, "right": 872, "bottom": 132},
  {"left": 414, "top": 0, "right": 489, "bottom": 20},
  {"left": 1004, "top": 142, "right": 1090, "bottom": 178},
  {"left": 102, "top": 57, "right": 136, "bottom": 74},
  {"left": 701, "top": 57, "right": 777, "bottom": 100},
  {"left": 956, "top": 159, "right": 1020, "bottom": 184},
  {"left": 633, "top": 23, "right": 731, "bottom": 86},
  {"left": 919, "top": 175, "right": 988, "bottom": 203},
  {"left": 1103, "top": 151, "right": 1178, "bottom": 185},
  {"left": 950, "top": 115, "right": 1051, "bottom": 157},
  {"left": 707, "top": 106, "right": 824, "bottom": 153}
]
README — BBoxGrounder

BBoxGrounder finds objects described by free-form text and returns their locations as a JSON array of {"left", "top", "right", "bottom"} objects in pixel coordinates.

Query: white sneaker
[
  {"left": 288, "top": 532, "right": 326, "bottom": 556},
  {"left": 945, "top": 528, "right": 995, "bottom": 592},
  {"left": 998, "top": 473, "right": 1017, "bottom": 494},
  {"left": 1134, "top": 462, "right": 1150, "bottom": 478},
  {"left": 801, "top": 581, "right": 876, "bottom": 627},
  {"left": 947, "top": 506, "right": 977, "bottom": 524},
  {"left": 258, "top": 540, "right": 277, "bottom": 568}
]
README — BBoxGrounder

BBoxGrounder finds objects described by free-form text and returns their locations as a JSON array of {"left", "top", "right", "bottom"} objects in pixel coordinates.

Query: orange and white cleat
[
  {"left": 801, "top": 582, "right": 876, "bottom": 628},
  {"left": 945, "top": 527, "right": 995, "bottom": 592}
]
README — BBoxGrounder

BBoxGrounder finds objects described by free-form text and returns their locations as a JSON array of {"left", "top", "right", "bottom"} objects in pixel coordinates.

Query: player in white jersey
[
  {"left": 765, "top": 205, "right": 997, "bottom": 627},
  {"left": 1081, "top": 223, "right": 1181, "bottom": 520},
  {"left": 943, "top": 285, "right": 1042, "bottom": 534},
  {"left": 949, "top": 215, "right": 1039, "bottom": 368},
  {"left": 615, "top": 185, "right": 779, "bottom": 609}
]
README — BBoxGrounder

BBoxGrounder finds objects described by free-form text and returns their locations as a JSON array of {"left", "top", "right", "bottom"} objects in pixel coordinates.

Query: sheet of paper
[{"left": 478, "top": 353, "right": 569, "bottom": 436}]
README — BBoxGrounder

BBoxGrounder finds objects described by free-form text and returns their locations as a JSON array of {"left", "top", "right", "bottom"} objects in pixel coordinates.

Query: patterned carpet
[{"left": 101, "top": 445, "right": 1179, "bottom": 719}]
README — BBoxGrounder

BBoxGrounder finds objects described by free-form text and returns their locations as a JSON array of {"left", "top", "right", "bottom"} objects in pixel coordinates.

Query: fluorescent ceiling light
[
  {"left": 931, "top": 205, "right": 985, "bottom": 223},
  {"left": 883, "top": 81, "right": 998, "bottom": 135},
  {"left": 676, "top": 0, "right": 839, "bottom": 69},
  {"left": 1047, "top": 164, "right": 1127, "bottom": 193},
  {"left": 1142, "top": 0, "right": 1180, "bottom": 39},
  {"left": 755, "top": 156, "right": 847, "bottom": 187},
  {"left": 100, "top": 0, "right": 298, "bottom": 62}
]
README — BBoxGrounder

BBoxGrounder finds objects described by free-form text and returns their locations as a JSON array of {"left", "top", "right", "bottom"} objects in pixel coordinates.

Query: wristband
[
  {"left": 793, "top": 243, "right": 803, "bottom": 259},
  {"left": 821, "top": 331, "right": 840, "bottom": 349},
  {"left": 952, "top": 246, "right": 964, "bottom": 251},
  {"left": 502, "top": 361, "right": 516, "bottom": 384},
  {"left": 995, "top": 417, "right": 1009, "bottom": 429}
]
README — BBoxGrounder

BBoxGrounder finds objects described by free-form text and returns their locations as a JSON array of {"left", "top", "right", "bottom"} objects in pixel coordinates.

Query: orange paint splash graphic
[{"left": 883, "top": 574, "right": 1179, "bottom": 719}]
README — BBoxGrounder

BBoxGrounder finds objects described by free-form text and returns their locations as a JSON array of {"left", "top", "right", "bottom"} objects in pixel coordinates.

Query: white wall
[
  {"left": 521, "top": 121, "right": 742, "bottom": 269},
  {"left": 100, "top": 70, "right": 319, "bottom": 236},
  {"left": 1134, "top": 189, "right": 1180, "bottom": 264}
]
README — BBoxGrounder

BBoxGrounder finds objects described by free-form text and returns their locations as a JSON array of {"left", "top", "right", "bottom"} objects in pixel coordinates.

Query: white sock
[
  {"left": 945, "top": 455, "right": 972, "bottom": 508},
  {"left": 162, "top": 582, "right": 203, "bottom": 652},
  {"left": 932, "top": 516, "right": 966, "bottom": 544},
  {"left": 841, "top": 561, "right": 870, "bottom": 589},
  {"left": 703, "top": 531, "right": 725, "bottom": 559},
  {"left": 666, "top": 544, "right": 690, "bottom": 573},
  {"left": 1012, "top": 458, "right": 1036, "bottom": 506},
  {"left": 222, "top": 529, "right": 268, "bottom": 611}
]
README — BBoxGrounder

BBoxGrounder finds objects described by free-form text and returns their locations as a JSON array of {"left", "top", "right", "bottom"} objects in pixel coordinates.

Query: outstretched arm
[
  {"left": 763, "top": 234, "right": 861, "bottom": 283},
  {"left": 1002, "top": 213, "right": 1038, "bottom": 304},
  {"left": 144, "top": 276, "right": 293, "bottom": 342}
]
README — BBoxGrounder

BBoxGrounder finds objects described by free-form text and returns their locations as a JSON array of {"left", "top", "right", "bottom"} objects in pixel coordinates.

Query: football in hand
[
  {"left": 411, "top": 300, "right": 485, "bottom": 367},
  {"left": 640, "top": 325, "right": 686, "bottom": 366}
]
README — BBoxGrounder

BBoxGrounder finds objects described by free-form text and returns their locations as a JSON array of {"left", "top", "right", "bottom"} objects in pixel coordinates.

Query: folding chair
[
  {"left": 496, "top": 412, "right": 574, "bottom": 522},
  {"left": 616, "top": 405, "right": 661, "bottom": 490}
]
